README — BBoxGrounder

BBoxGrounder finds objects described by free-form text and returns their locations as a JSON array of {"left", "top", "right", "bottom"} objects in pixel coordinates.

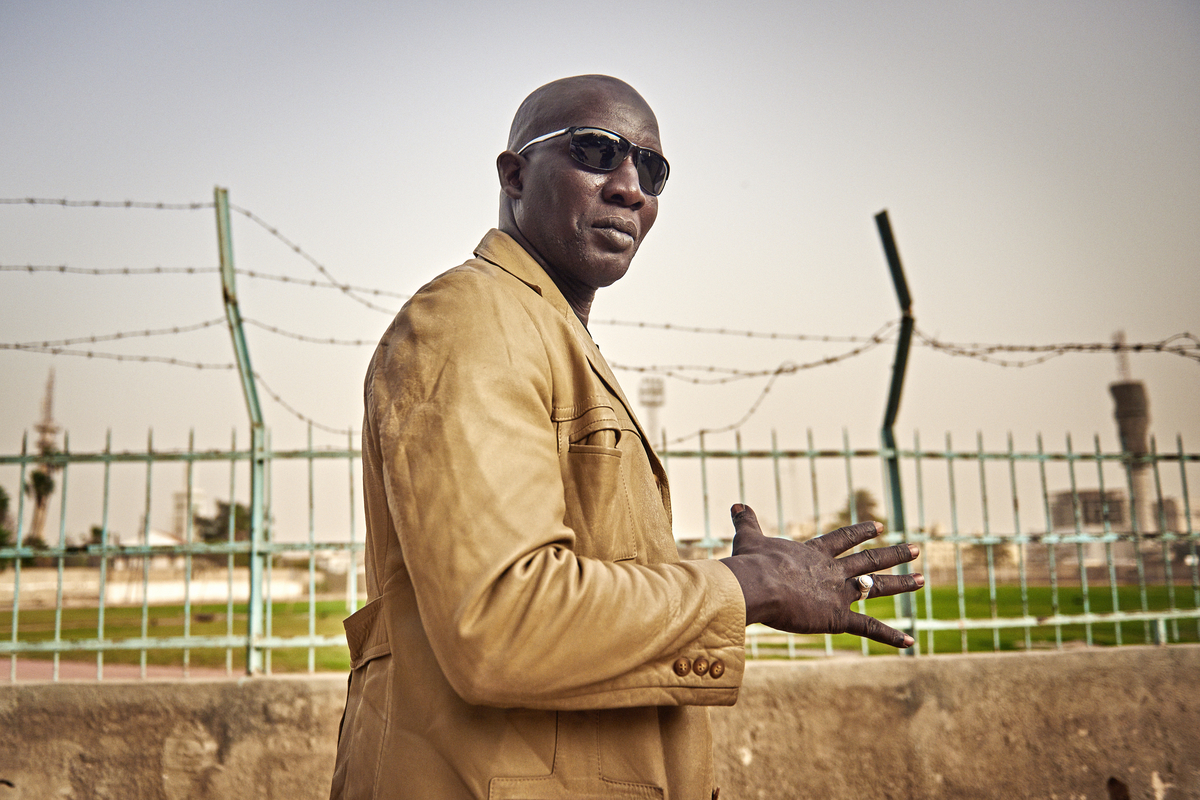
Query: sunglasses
[{"left": 516, "top": 126, "right": 670, "bottom": 196}]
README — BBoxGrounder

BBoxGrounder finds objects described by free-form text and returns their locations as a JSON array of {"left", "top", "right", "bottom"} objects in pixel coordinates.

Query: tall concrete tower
[{"left": 1108, "top": 331, "right": 1153, "bottom": 533}]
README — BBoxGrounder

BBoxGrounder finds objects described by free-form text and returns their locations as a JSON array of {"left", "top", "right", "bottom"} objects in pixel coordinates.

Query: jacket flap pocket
[
  {"left": 343, "top": 596, "right": 391, "bottom": 669},
  {"left": 563, "top": 404, "right": 623, "bottom": 446}
]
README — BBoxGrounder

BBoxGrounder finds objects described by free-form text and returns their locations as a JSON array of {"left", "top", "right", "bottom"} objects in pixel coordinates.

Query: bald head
[
  {"left": 507, "top": 75, "right": 659, "bottom": 153},
  {"left": 496, "top": 75, "right": 663, "bottom": 326}
]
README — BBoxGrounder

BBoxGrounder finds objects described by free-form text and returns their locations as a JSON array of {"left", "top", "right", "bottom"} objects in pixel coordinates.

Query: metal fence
[{"left": 2, "top": 426, "right": 1197, "bottom": 680}]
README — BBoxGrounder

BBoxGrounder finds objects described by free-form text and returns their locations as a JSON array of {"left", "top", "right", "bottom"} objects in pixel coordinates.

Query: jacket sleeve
[{"left": 366, "top": 269, "right": 746, "bottom": 710}]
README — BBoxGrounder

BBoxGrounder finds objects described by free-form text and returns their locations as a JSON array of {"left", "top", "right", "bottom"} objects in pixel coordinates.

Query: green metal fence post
[
  {"left": 215, "top": 185, "right": 267, "bottom": 675},
  {"left": 875, "top": 209, "right": 916, "bottom": 652}
]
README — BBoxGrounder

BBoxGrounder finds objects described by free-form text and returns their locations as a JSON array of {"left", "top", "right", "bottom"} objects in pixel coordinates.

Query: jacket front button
[
  {"left": 709, "top": 659, "right": 725, "bottom": 679},
  {"left": 673, "top": 657, "right": 691, "bottom": 677},
  {"left": 692, "top": 657, "right": 709, "bottom": 676}
]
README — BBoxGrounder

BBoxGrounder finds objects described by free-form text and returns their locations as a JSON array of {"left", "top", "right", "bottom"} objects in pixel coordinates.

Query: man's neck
[{"left": 499, "top": 222, "right": 595, "bottom": 327}]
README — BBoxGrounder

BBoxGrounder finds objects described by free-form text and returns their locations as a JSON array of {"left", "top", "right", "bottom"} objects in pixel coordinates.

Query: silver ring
[{"left": 854, "top": 574, "right": 874, "bottom": 601}]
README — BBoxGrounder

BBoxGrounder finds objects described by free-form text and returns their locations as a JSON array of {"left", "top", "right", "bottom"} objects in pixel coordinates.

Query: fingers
[
  {"left": 839, "top": 542, "right": 919, "bottom": 576},
  {"left": 813, "top": 520, "right": 882, "bottom": 556},
  {"left": 858, "top": 571, "right": 924, "bottom": 599},
  {"left": 844, "top": 611, "right": 914, "bottom": 649}
]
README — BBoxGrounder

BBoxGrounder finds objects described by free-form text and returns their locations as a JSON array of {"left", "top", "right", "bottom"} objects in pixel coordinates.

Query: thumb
[{"left": 730, "top": 503, "right": 764, "bottom": 539}]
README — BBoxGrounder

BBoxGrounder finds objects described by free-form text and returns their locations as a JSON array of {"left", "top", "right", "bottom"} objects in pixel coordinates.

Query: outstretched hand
[{"left": 719, "top": 503, "right": 923, "bottom": 648}]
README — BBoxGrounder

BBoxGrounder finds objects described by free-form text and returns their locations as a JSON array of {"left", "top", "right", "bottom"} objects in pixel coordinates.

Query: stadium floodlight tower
[{"left": 638, "top": 377, "right": 665, "bottom": 450}]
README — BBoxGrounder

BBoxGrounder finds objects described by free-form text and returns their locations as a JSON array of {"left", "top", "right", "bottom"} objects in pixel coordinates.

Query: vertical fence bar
[
  {"left": 215, "top": 185, "right": 267, "bottom": 674},
  {"left": 1150, "top": 437, "right": 1178, "bottom": 641},
  {"left": 183, "top": 430, "right": 194, "bottom": 676},
  {"left": 807, "top": 429, "right": 833, "bottom": 656},
  {"left": 225, "top": 429, "right": 237, "bottom": 675},
  {"left": 96, "top": 430, "right": 113, "bottom": 679},
  {"left": 977, "top": 433, "right": 1000, "bottom": 651},
  {"left": 1065, "top": 434, "right": 1093, "bottom": 646},
  {"left": 979, "top": 434, "right": 998, "bottom": 647},
  {"left": 771, "top": 430, "right": 784, "bottom": 540},
  {"left": 1096, "top": 435, "right": 1122, "bottom": 645},
  {"left": 1124, "top": 443, "right": 1151, "bottom": 642},
  {"left": 734, "top": 432, "right": 746, "bottom": 505},
  {"left": 1179, "top": 435, "right": 1198, "bottom": 640},
  {"left": 1007, "top": 433, "right": 1031, "bottom": 651},
  {"left": 915, "top": 431, "right": 932, "bottom": 655},
  {"left": 347, "top": 428, "right": 358, "bottom": 613},
  {"left": 946, "top": 433, "right": 966, "bottom": 652},
  {"left": 265, "top": 428, "right": 274, "bottom": 675},
  {"left": 10, "top": 434, "right": 27, "bottom": 682},
  {"left": 140, "top": 429, "right": 153, "bottom": 678},
  {"left": 843, "top": 429, "right": 869, "bottom": 655},
  {"left": 308, "top": 423, "right": 317, "bottom": 673},
  {"left": 52, "top": 433, "right": 70, "bottom": 681},
  {"left": 1037, "top": 433, "right": 1063, "bottom": 649},
  {"left": 806, "top": 429, "right": 821, "bottom": 536}
]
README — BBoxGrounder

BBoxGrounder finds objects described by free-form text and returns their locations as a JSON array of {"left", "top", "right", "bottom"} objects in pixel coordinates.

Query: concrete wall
[{"left": 1, "top": 645, "right": 1197, "bottom": 799}]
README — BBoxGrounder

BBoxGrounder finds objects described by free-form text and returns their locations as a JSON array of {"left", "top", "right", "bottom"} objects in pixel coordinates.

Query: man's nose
[{"left": 601, "top": 153, "right": 646, "bottom": 208}]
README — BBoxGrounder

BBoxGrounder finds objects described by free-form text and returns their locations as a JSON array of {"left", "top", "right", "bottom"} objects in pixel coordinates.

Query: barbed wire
[
  {"left": 665, "top": 368, "right": 788, "bottom": 445},
  {"left": 251, "top": 372, "right": 356, "bottom": 436},
  {"left": 13, "top": 318, "right": 227, "bottom": 349},
  {"left": 610, "top": 321, "right": 899, "bottom": 384},
  {"left": 1, "top": 341, "right": 355, "bottom": 435},
  {"left": 0, "top": 263, "right": 411, "bottom": 300},
  {"left": 1, "top": 343, "right": 235, "bottom": 370},
  {"left": 1, "top": 197, "right": 406, "bottom": 312},
  {"left": 6, "top": 195, "right": 1197, "bottom": 442},
  {"left": 227, "top": 203, "right": 398, "bottom": 315},
  {"left": 915, "top": 329, "right": 1200, "bottom": 366},
  {"left": 594, "top": 318, "right": 886, "bottom": 343},
  {"left": 0, "top": 264, "right": 219, "bottom": 276},
  {"left": 243, "top": 318, "right": 377, "bottom": 346},
  {"left": 0, "top": 198, "right": 212, "bottom": 210}
]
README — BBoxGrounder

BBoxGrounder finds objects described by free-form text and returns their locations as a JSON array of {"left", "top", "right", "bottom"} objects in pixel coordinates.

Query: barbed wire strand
[
  {"left": 2, "top": 343, "right": 235, "bottom": 370},
  {"left": 0, "top": 264, "right": 411, "bottom": 299},
  {"left": 1, "top": 265, "right": 218, "bottom": 276},
  {"left": 243, "top": 318, "right": 378, "bottom": 346},
  {"left": 2, "top": 342, "right": 356, "bottom": 436},
  {"left": 1, "top": 198, "right": 405, "bottom": 312},
  {"left": 0, "top": 198, "right": 212, "bottom": 210},
  {"left": 610, "top": 321, "right": 899, "bottom": 384},
  {"left": 594, "top": 318, "right": 887, "bottom": 343},
  {"left": 227, "top": 204, "right": 398, "bottom": 315},
  {"left": 14, "top": 318, "right": 227, "bottom": 349},
  {"left": 915, "top": 329, "right": 1200, "bottom": 366},
  {"left": 665, "top": 369, "right": 788, "bottom": 446},
  {"left": 251, "top": 372, "right": 356, "bottom": 437}
]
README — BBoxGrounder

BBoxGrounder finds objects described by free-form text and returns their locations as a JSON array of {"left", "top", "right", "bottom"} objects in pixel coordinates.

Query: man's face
[{"left": 510, "top": 96, "right": 661, "bottom": 296}]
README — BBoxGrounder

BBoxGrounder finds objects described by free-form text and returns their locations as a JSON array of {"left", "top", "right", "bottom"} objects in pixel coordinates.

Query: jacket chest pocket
[{"left": 558, "top": 404, "right": 638, "bottom": 562}]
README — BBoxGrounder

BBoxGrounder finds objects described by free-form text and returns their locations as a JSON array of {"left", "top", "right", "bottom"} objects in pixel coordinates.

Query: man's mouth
[{"left": 594, "top": 217, "right": 637, "bottom": 240}]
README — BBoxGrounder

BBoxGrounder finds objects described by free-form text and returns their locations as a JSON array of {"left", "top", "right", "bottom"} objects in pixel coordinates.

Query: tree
[
  {"left": 827, "top": 488, "right": 887, "bottom": 534},
  {"left": 194, "top": 501, "right": 253, "bottom": 566},
  {"left": 24, "top": 467, "right": 55, "bottom": 545},
  {"left": 0, "top": 485, "right": 13, "bottom": 571},
  {"left": 194, "top": 501, "right": 251, "bottom": 543}
]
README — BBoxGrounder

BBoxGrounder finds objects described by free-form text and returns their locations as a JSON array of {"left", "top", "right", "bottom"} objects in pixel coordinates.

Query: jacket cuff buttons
[{"left": 673, "top": 656, "right": 725, "bottom": 679}]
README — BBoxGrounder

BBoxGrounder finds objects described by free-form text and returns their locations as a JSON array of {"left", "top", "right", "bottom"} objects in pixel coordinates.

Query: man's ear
[{"left": 496, "top": 151, "right": 524, "bottom": 199}]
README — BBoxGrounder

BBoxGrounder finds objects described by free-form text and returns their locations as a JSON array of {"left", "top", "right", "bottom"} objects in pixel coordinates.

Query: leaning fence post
[
  {"left": 876, "top": 209, "right": 916, "bottom": 652},
  {"left": 215, "top": 186, "right": 267, "bottom": 675}
]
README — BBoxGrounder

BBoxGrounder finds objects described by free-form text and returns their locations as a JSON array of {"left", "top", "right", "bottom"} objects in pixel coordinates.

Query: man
[{"left": 330, "top": 75, "right": 922, "bottom": 800}]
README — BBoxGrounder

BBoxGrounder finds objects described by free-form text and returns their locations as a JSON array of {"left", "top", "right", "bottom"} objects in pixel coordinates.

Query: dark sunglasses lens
[
  {"left": 635, "top": 151, "right": 669, "bottom": 196},
  {"left": 569, "top": 129, "right": 629, "bottom": 170}
]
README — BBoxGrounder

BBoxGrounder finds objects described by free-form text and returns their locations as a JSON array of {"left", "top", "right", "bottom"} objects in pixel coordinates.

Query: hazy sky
[{"left": 2, "top": 1, "right": 1197, "bottom": 541}]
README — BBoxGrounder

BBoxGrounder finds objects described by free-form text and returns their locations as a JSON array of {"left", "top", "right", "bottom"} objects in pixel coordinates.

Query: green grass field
[{"left": 3, "top": 583, "right": 1198, "bottom": 672}]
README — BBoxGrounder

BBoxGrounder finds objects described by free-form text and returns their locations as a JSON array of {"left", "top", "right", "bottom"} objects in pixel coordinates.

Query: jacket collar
[{"left": 473, "top": 229, "right": 660, "bottom": 459}]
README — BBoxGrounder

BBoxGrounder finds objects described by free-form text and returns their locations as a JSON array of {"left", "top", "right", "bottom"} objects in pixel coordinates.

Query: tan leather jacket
[{"left": 330, "top": 231, "right": 746, "bottom": 799}]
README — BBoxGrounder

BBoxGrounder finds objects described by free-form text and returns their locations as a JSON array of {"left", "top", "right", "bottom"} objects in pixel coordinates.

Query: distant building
[{"left": 1049, "top": 489, "right": 1179, "bottom": 535}]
